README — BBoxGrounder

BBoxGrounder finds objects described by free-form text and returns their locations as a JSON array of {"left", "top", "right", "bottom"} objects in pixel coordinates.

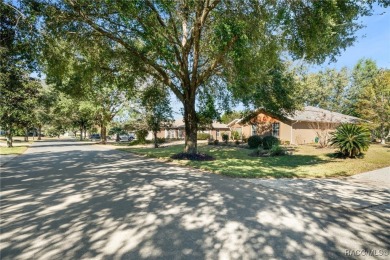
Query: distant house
[
  {"left": 146, "top": 119, "right": 230, "bottom": 141},
  {"left": 202, "top": 121, "right": 230, "bottom": 141},
  {"left": 228, "top": 106, "right": 363, "bottom": 145}
]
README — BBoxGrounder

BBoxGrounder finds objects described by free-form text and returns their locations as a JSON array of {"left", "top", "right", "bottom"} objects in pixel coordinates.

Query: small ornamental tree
[
  {"left": 330, "top": 124, "right": 371, "bottom": 158},
  {"left": 308, "top": 112, "right": 339, "bottom": 148},
  {"left": 231, "top": 130, "right": 240, "bottom": 141},
  {"left": 141, "top": 82, "right": 174, "bottom": 148},
  {"left": 136, "top": 129, "right": 149, "bottom": 143}
]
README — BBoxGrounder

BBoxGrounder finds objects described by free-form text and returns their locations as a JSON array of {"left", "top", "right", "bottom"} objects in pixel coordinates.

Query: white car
[{"left": 118, "top": 135, "right": 134, "bottom": 142}]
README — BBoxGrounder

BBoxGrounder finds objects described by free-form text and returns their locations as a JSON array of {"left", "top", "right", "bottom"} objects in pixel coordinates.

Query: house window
[
  {"left": 272, "top": 123, "right": 280, "bottom": 137},
  {"left": 178, "top": 130, "right": 183, "bottom": 139},
  {"left": 216, "top": 130, "right": 220, "bottom": 137},
  {"left": 168, "top": 130, "right": 174, "bottom": 139},
  {"left": 251, "top": 125, "right": 257, "bottom": 136}
]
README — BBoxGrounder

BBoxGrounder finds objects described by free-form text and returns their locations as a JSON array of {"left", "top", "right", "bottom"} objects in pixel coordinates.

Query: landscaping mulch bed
[{"left": 170, "top": 152, "right": 215, "bottom": 161}]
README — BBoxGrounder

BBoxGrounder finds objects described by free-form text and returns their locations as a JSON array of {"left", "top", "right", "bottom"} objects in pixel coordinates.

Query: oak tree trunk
[
  {"left": 153, "top": 131, "right": 158, "bottom": 148},
  {"left": 24, "top": 128, "right": 29, "bottom": 142},
  {"left": 38, "top": 126, "right": 42, "bottom": 140},
  {"left": 6, "top": 129, "right": 13, "bottom": 148},
  {"left": 380, "top": 124, "right": 386, "bottom": 144},
  {"left": 101, "top": 125, "right": 107, "bottom": 144},
  {"left": 80, "top": 127, "right": 83, "bottom": 141},
  {"left": 183, "top": 94, "right": 197, "bottom": 154}
]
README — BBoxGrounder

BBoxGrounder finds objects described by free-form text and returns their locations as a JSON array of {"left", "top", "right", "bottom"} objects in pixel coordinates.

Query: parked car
[
  {"left": 89, "top": 134, "right": 101, "bottom": 140},
  {"left": 118, "top": 134, "right": 134, "bottom": 142}
]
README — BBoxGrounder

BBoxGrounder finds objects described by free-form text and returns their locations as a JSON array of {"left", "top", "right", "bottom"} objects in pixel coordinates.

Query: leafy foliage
[
  {"left": 346, "top": 59, "right": 379, "bottom": 117},
  {"left": 197, "top": 91, "right": 221, "bottom": 131},
  {"left": 220, "top": 111, "right": 242, "bottom": 124},
  {"left": 29, "top": 0, "right": 381, "bottom": 153},
  {"left": 128, "top": 139, "right": 152, "bottom": 146},
  {"left": 0, "top": 2, "right": 41, "bottom": 146},
  {"left": 136, "top": 129, "right": 149, "bottom": 142},
  {"left": 197, "top": 133, "right": 211, "bottom": 140},
  {"left": 141, "top": 82, "right": 173, "bottom": 148},
  {"left": 269, "top": 145, "right": 287, "bottom": 156},
  {"left": 263, "top": 136, "right": 280, "bottom": 150},
  {"left": 301, "top": 68, "right": 349, "bottom": 112},
  {"left": 248, "top": 135, "right": 262, "bottom": 149},
  {"left": 348, "top": 60, "right": 390, "bottom": 143},
  {"left": 222, "top": 133, "right": 229, "bottom": 143},
  {"left": 330, "top": 124, "right": 371, "bottom": 158},
  {"left": 231, "top": 130, "right": 240, "bottom": 140}
]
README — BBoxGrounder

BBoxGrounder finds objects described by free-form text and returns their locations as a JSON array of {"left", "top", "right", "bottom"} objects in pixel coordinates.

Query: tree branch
[
  {"left": 66, "top": 4, "right": 183, "bottom": 101},
  {"left": 197, "top": 35, "right": 238, "bottom": 87}
]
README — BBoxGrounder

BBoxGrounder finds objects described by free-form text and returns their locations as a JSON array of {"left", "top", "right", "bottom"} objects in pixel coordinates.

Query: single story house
[
  {"left": 146, "top": 119, "right": 230, "bottom": 141},
  {"left": 228, "top": 106, "right": 363, "bottom": 145}
]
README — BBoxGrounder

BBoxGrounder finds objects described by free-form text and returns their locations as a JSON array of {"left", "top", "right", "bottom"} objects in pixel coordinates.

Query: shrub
[
  {"left": 136, "top": 129, "right": 148, "bottom": 141},
  {"left": 269, "top": 144, "right": 287, "bottom": 156},
  {"left": 248, "top": 135, "right": 262, "bottom": 149},
  {"left": 156, "top": 137, "right": 165, "bottom": 144},
  {"left": 256, "top": 146, "right": 268, "bottom": 156},
  {"left": 128, "top": 139, "right": 152, "bottom": 146},
  {"left": 222, "top": 133, "right": 229, "bottom": 143},
  {"left": 330, "top": 124, "right": 371, "bottom": 158},
  {"left": 197, "top": 133, "right": 210, "bottom": 140},
  {"left": 231, "top": 130, "right": 240, "bottom": 140},
  {"left": 235, "top": 140, "right": 240, "bottom": 145},
  {"left": 262, "top": 136, "right": 280, "bottom": 150},
  {"left": 213, "top": 139, "right": 219, "bottom": 145}
]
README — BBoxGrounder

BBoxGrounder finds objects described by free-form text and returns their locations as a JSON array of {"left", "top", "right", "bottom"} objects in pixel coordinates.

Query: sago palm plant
[{"left": 330, "top": 124, "right": 371, "bottom": 158}]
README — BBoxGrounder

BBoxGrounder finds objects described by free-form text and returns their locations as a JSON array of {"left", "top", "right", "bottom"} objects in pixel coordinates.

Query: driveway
[
  {"left": 1, "top": 140, "right": 389, "bottom": 259},
  {"left": 245, "top": 167, "right": 390, "bottom": 212}
]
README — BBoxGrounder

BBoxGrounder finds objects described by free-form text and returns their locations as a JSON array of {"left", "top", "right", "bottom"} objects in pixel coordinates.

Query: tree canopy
[
  {"left": 11, "top": 0, "right": 388, "bottom": 152},
  {"left": 0, "top": 2, "right": 41, "bottom": 146}
]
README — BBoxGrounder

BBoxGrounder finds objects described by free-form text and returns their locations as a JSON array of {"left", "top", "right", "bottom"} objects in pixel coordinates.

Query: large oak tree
[{"left": 25, "top": 0, "right": 385, "bottom": 153}]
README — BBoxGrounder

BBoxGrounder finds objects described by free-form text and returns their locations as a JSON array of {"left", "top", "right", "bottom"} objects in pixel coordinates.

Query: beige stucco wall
[
  {"left": 292, "top": 122, "right": 337, "bottom": 145},
  {"left": 231, "top": 112, "right": 340, "bottom": 145},
  {"left": 208, "top": 129, "right": 230, "bottom": 140},
  {"left": 279, "top": 121, "right": 292, "bottom": 143}
]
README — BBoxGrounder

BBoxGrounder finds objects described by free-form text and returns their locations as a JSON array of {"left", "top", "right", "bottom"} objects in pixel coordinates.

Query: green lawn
[
  {"left": 0, "top": 146, "right": 29, "bottom": 155},
  {"left": 118, "top": 143, "right": 390, "bottom": 178}
]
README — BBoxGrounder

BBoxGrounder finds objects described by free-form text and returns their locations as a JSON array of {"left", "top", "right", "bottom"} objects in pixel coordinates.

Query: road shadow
[
  {"left": 1, "top": 148, "right": 389, "bottom": 259},
  {"left": 247, "top": 178, "right": 390, "bottom": 211}
]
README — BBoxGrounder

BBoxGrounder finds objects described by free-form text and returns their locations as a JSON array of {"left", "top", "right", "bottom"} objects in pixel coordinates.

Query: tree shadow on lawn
[
  {"left": 2, "top": 148, "right": 388, "bottom": 259},
  {"left": 194, "top": 154, "right": 331, "bottom": 178},
  {"left": 124, "top": 145, "right": 333, "bottom": 178}
]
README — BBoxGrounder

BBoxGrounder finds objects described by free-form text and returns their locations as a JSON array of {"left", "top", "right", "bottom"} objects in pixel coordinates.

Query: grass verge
[
  {"left": 0, "top": 146, "right": 29, "bottom": 155},
  {"left": 118, "top": 143, "right": 390, "bottom": 178}
]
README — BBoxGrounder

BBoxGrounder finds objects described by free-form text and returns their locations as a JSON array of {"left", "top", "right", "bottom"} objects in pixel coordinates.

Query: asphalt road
[{"left": 1, "top": 140, "right": 389, "bottom": 259}]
